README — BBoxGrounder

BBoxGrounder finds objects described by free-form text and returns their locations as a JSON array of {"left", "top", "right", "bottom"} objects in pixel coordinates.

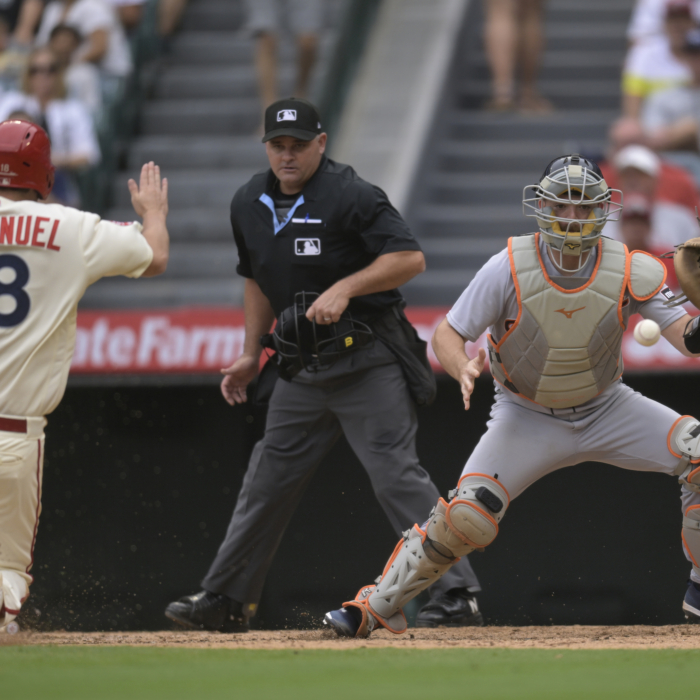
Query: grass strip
[{"left": 0, "top": 646, "right": 697, "bottom": 700}]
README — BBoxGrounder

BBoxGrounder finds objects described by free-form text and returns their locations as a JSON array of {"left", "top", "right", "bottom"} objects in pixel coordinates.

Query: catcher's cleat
[
  {"left": 683, "top": 580, "right": 700, "bottom": 623},
  {"left": 415, "top": 588, "right": 484, "bottom": 628},
  {"left": 323, "top": 606, "right": 364, "bottom": 638},
  {"left": 165, "top": 590, "right": 249, "bottom": 633}
]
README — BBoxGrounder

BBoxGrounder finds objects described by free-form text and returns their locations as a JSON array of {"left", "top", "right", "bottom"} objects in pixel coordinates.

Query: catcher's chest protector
[{"left": 488, "top": 234, "right": 666, "bottom": 409}]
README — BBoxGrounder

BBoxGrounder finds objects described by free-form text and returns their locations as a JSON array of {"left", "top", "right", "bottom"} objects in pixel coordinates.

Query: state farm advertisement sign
[{"left": 70, "top": 307, "right": 700, "bottom": 374}]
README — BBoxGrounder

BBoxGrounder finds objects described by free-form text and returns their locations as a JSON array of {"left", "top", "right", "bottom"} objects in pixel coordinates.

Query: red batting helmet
[{"left": 0, "top": 120, "right": 54, "bottom": 199}]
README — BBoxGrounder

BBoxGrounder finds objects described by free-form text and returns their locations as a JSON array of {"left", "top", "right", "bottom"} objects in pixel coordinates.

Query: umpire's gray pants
[{"left": 202, "top": 361, "right": 480, "bottom": 613}]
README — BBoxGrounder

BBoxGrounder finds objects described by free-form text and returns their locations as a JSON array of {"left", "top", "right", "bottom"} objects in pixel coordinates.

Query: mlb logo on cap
[{"left": 277, "top": 110, "right": 297, "bottom": 122}]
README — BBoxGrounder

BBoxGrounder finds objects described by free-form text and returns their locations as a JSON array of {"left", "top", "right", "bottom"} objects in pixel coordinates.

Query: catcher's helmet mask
[
  {"left": 261, "top": 291, "right": 374, "bottom": 380},
  {"left": 522, "top": 154, "right": 623, "bottom": 272}
]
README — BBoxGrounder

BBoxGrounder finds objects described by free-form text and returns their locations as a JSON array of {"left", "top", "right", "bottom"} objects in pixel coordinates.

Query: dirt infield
[{"left": 2, "top": 626, "right": 700, "bottom": 649}]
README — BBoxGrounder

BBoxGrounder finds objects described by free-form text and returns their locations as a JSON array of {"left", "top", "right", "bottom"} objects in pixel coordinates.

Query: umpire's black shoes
[
  {"left": 415, "top": 588, "right": 484, "bottom": 628},
  {"left": 683, "top": 580, "right": 700, "bottom": 622},
  {"left": 165, "top": 590, "right": 250, "bottom": 633}
]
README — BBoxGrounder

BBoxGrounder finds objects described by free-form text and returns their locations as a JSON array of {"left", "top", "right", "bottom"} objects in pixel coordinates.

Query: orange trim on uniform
[
  {"left": 667, "top": 415, "right": 700, "bottom": 462},
  {"left": 457, "top": 472, "right": 511, "bottom": 506},
  {"left": 628, "top": 250, "right": 667, "bottom": 301},
  {"left": 341, "top": 600, "right": 370, "bottom": 637},
  {"left": 682, "top": 531, "right": 699, "bottom": 567},
  {"left": 367, "top": 603, "right": 407, "bottom": 635},
  {"left": 689, "top": 466, "right": 700, "bottom": 482},
  {"left": 616, "top": 244, "right": 632, "bottom": 327},
  {"left": 534, "top": 232, "right": 603, "bottom": 294},
  {"left": 492, "top": 237, "right": 524, "bottom": 353},
  {"left": 445, "top": 500, "right": 499, "bottom": 548}
]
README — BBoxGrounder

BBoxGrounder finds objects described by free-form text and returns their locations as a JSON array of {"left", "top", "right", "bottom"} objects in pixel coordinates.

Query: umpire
[{"left": 165, "top": 98, "right": 483, "bottom": 632}]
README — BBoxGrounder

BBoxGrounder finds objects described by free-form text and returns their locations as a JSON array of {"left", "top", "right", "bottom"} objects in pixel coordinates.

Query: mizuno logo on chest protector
[{"left": 554, "top": 307, "right": 586, "bottom": 319}]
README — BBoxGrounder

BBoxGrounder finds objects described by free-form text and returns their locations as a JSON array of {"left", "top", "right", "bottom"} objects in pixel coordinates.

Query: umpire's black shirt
[{"left": 230, "top": 155, "right": 422, "bottom": 318}]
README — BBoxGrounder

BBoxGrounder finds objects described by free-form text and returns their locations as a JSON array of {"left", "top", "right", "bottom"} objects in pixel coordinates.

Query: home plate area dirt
[{"left": 3, "top": 626, "right": 700, "bottom": 649}]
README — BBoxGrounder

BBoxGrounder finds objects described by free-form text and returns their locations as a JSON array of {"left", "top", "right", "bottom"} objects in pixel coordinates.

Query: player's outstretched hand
[
  {"left": 128, "top": 161, "right": 168, "bottom": 219},
  {"left": 220, "top": 354, "right": 260, "bottom": 405},
  {"left": 460, "top": 348, "right": 486, "bottom": 410}
]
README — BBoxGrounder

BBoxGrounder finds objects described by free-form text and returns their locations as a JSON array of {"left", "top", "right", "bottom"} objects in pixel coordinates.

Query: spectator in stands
[
  {"left": 158, "top": 0, "right": 187, "bottom": 37},
  {"left": 628, "top": 0, "right": 700, "bottom": 43},
  {"left": 603, "top": 145, "right": 695, "bottom": 294},
  {"left": 641, "top": 27, "right": 700, "bottom": 184},
  {"left": 0, "top": 46, "right": 101, "bottom": 204},
  {"left": 48, "top": 24, "right": 102, "bottom": 116},
  {"left": 0, "top": 15, "right": 28, "bottom": 89},
  {"left": 244, "top": 0, "right": 323, "bottom": 115},
  {"left": 483, "top": 0, "right": 552, "bottom": 113},
  {"left": 35, "top": 0, "right": 132, "bottom": 90},
  {"left": 108, "top": 0, "right": 145, "bottom": 32},
  {"left": 601, "top": 140, "right": 700, "bottom": 221},
  {"left": 621, "top": 0, "right": 695, "bottom": 118},
  {"left": 608, "top": 193, "right": 681, "bottom": 288},
  {"left": 3, "top": 0, "right": 44, "bottom": 46}
]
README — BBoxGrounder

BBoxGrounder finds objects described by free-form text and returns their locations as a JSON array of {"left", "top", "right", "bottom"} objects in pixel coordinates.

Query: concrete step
[
  {"left": 423, "top": 172, "right": 540, "bottom": 205},
  {"left": 166, "top": 32, "right": 334, "bottom": 66},
  {"left": 163, "top": 242, "right": 238, "bottom": 277},
  {"left": 154, "top": 64, "right": 296, "bottom": 100},
  {"left": 168, "top": 32, "right": 253, "bottom": 65},
  {"left": 401, "top": 270, "right": 481, "bottom": 307},
  {"left": 181, "top": 0, "right": 246, "bottom": 32},
  {"left": 545, "top": 5, "right": 633, "bottom": 22},
  {"left": 432, "top": 140, "right": 605, "bottom": 175},
  {"left": 455, "top": 79, "right": 623, "bottom": 111},
  {"left": 445, "top": 110, "right": 616, "bottom": 141},
  {"left": 106, "top": 206, "right": 233, "bottom": 242},
  {"left": 410, "top": 204, "right": 528, "bottom": 239},
  {"left": 111, "top": 168, "right": 256, "bottom": 208},
  {"left": 542, "top": 22, "right": 628, "bottom": 51},
  {"left": 464, "top": 50, "right": 626, "bottom": 82},
  {"left": 420, "top": 236, "right": 505, "bottom": 269},
  {"left": 139, "top": 98, "right": 259, "bottom": 135},
  {"left": 127, "top": 135, "right": 268, "bottom": 170},
  {"left": 80, "top": 276, "right": 245, "bottom": 309}
]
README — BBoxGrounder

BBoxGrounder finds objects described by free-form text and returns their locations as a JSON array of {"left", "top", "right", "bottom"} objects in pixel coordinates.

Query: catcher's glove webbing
[{"left": 663, "top": 237, "right": 700, "bottom": 309}]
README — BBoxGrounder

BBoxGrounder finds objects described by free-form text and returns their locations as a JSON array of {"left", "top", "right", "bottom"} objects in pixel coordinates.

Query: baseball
[
  {"left": 5, "top": 621, "right": 19, "bottom": 635},
  {"left": 634, "top": 319, "right": 661, "bottom": 346}
]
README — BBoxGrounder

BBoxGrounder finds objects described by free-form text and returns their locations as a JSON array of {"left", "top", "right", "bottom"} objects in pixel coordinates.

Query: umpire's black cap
[{"left": 262, "top": 98, "right": 323, "bottom": 143}]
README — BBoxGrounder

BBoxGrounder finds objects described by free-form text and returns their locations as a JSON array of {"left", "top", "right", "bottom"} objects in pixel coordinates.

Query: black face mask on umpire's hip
[{"left": 260, "top": 291, "right": 374, "bottom": 380}]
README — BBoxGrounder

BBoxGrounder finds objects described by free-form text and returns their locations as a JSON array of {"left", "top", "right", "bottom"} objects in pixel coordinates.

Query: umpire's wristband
[{"left": 684, "top": 316, "right": 700, "bottom": 354}]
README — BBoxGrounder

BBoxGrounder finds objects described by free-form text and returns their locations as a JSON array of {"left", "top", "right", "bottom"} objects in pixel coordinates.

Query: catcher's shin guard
[
  {"left": 670, "top": 417, "right": 700, "bottom": 487},
  {"left": 344, "top": 474, "right": 509, "bottom": 636},
  {"left": 669, "top": 417, "right": 700, "bottom": 576},
  {"left": 683, "top": 506, "right": 700, "bottom": 578}
]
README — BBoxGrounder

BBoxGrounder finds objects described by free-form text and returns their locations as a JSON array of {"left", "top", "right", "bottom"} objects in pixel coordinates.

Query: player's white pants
[
  {"left": 463, "top": 382, "right": 700, "bottom": 582},
  {"left": 0, "top": 416, "right": 45, "bottom": 628}
]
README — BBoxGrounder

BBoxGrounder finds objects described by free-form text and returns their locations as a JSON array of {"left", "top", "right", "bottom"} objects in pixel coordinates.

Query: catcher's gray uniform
[{"left": 448, "top": 235, "right": 700, "bottom": 582}]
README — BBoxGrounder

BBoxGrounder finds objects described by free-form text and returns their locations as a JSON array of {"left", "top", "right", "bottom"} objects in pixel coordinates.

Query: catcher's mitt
[{"left": 672, "top": 237, "right": 700, "bottom": 309}]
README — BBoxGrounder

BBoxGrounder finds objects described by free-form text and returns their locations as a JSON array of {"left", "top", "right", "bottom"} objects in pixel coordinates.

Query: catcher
[{"left": 324, "top": 154, "right": 700, "bottom": 637}]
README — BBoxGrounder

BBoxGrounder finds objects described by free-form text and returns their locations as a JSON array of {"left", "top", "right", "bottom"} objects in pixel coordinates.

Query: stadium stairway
[
  {"left": 81, "top": 0, "right": 341, "bottom": 309},
  {"left": 401, "top": 0, "right": 635, "bottom": 306}
]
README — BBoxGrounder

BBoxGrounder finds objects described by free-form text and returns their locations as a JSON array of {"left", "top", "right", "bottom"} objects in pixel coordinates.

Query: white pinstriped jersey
[{"left": 0, "top": 196, "right": 153, "bottom": 417}]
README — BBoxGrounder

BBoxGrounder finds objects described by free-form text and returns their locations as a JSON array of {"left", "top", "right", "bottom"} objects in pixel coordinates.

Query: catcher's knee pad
[
  {"left": 683, "top": 506, "right": 700, "bottom": 578},
  {"left": 670, "top": 416, "right": 700, "bottom": 492},
  {"left": 0, "top": 570, "right": 28, "bottom": 628},
  {"left": 441, "top": 473, "right": 510, "bottom": 549}
]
